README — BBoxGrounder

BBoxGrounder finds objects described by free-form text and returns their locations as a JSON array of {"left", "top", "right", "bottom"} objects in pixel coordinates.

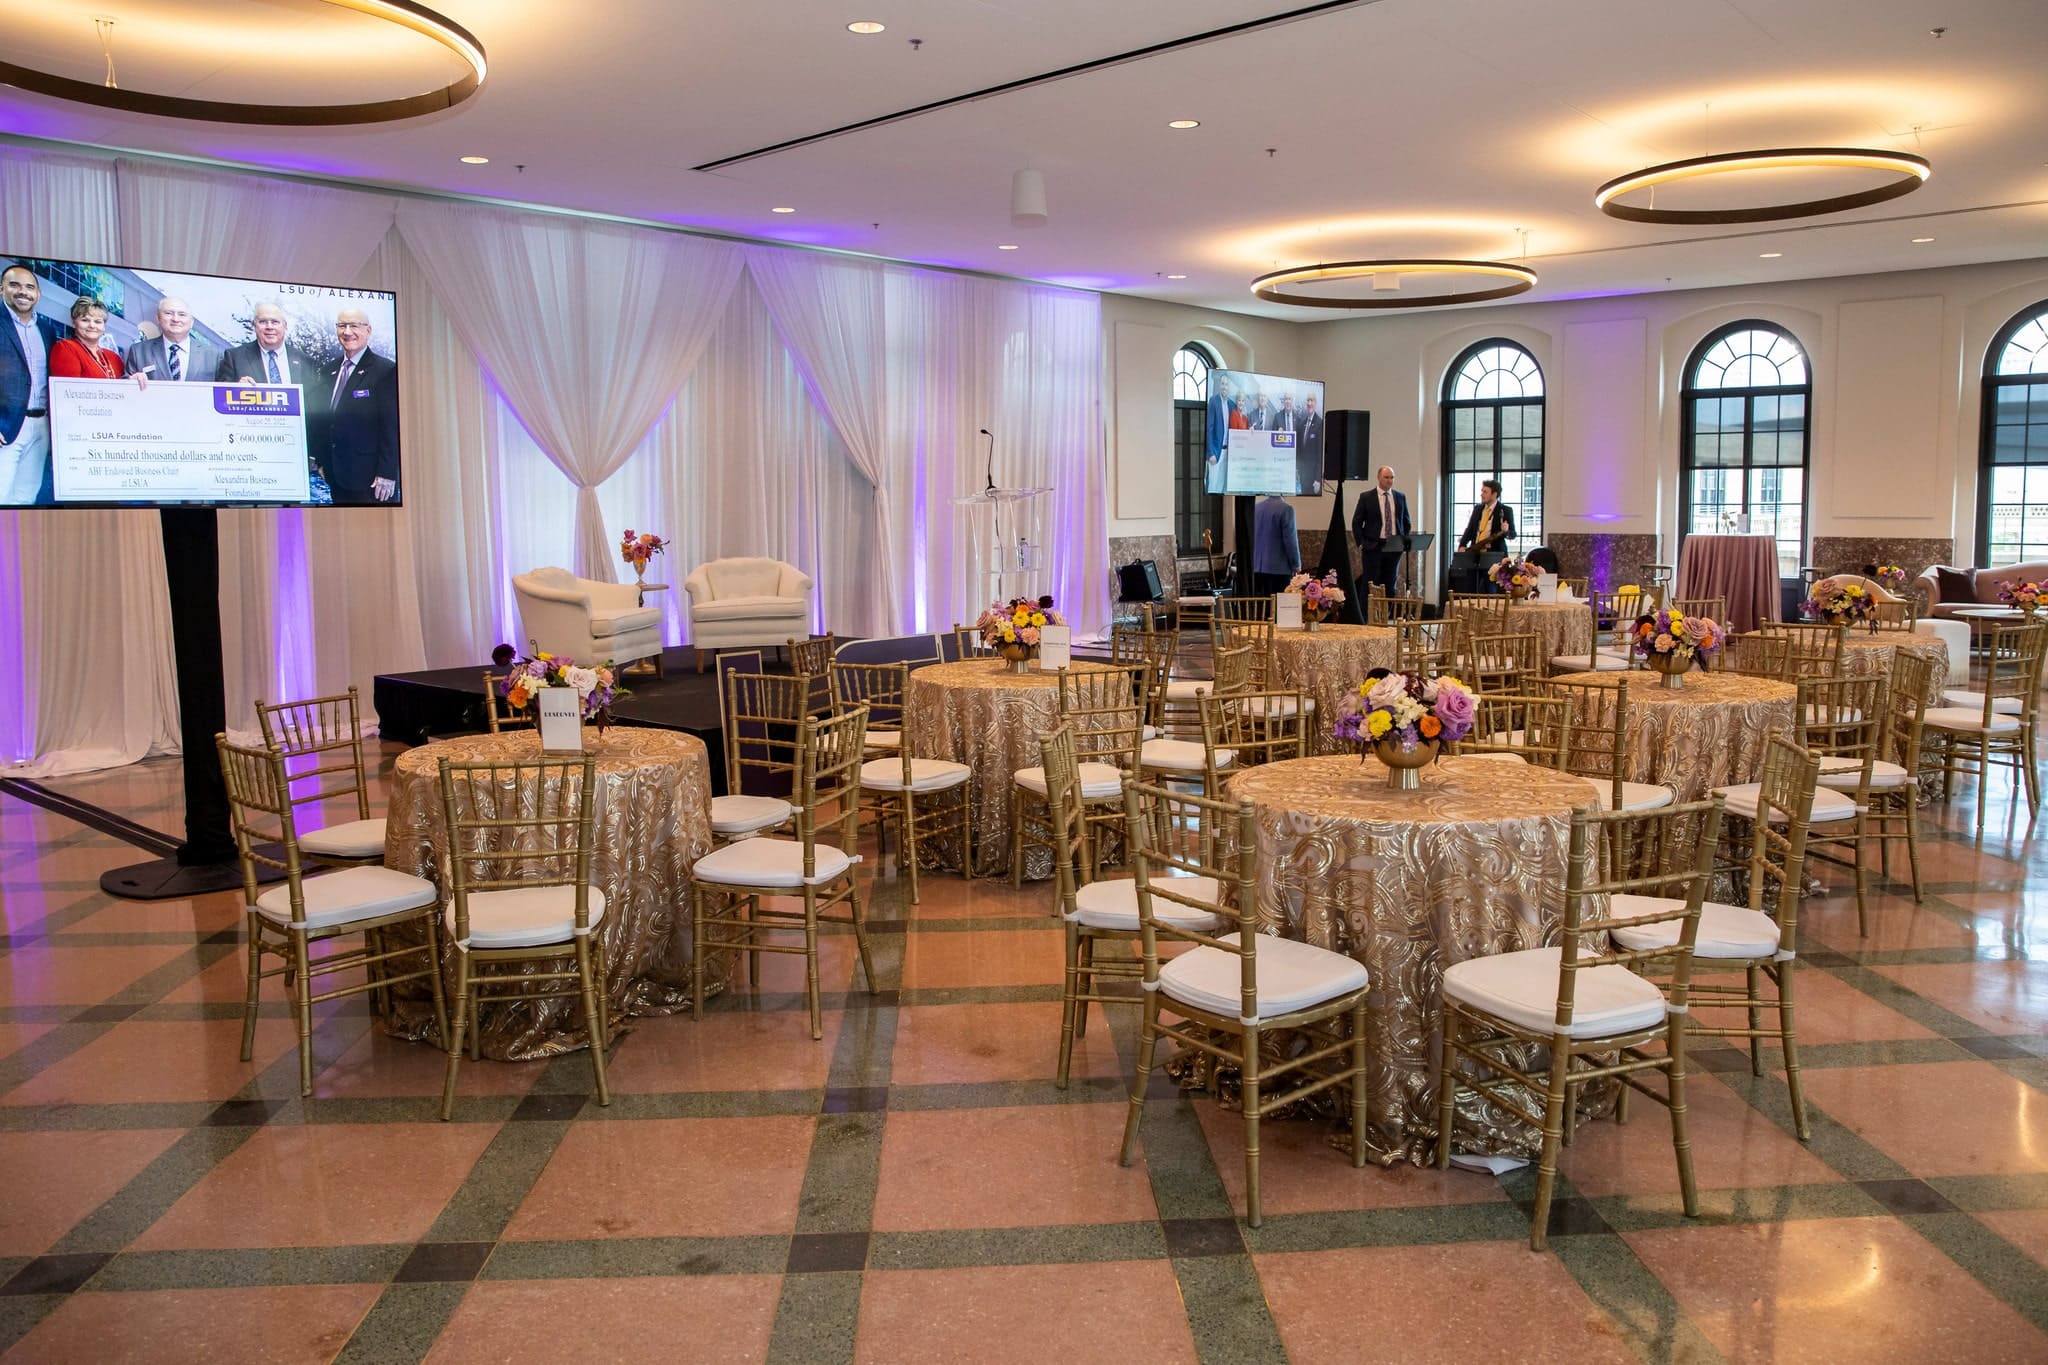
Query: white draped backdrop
[{"left": 0, "top": 145, "right": 1111, "bottom": 776}]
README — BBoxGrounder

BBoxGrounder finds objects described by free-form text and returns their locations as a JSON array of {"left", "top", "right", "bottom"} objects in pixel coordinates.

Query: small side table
[{"left": 629, "top": 581, "right": 668, "bottom": 677}]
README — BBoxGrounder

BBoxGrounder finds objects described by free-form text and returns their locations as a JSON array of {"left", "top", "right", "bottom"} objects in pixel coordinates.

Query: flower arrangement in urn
[
  {"left": 1332, "top": 668, "right": 1477, "bottom": 790},
  {"left": 1803, "top": 579, "right": 1875, "bottom": 628},
  {"left": 1487, "top": 554, "right": 1541, "bottom": 600},
  {"left": 977, "top": 595, "right": 1064, "bottom": 672},
  {"left": 1285, "top": 570, "right": 1346, "bottom": 628},
  {"left": 498, "top": 645, "right": 627, "bottom": 733},
  {"left": 1630, "top": 607, "right": 1724, "bottom": 689},
  {"left": 619, "top": 529, "right": 666, "bottom": 583},
  {"left": 1998, "top": 578, "right": 2043, "bottom": 617},
  {"left": 1873, "top": 564, "right": 1908, "bottom": 593}
]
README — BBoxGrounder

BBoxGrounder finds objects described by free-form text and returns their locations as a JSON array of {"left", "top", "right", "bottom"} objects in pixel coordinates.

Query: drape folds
[{"left": 0, "top": 144, "right": 1109, "bottom": 777}]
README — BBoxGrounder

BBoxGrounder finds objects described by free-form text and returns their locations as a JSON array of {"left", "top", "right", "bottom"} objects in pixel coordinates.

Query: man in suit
[
  {"left": 1294, "top": 394, "right": 1324, "bottom": 495},
  {"left": 1205, "top": 373, "right": 1236, "bottom": 492},
  {"left": 1275, "top": 393, "right": 1298, "bottom": 435},
  {"left": 1351, "top": 464, "right": 1410, "bottom": 595},
  {"left": 1, "top": 262, "right": 69, "bottom": 506},
  {"left": 320, "top": 306, "right": 399, "bottom": 504},
  {"left": 1458, "top": 478, "right": 1517, "bottom": 556},
  {"left": 1251, "top": 493, "right": 1299, "bottom": 597},
  {"left": 1246, "top": 391, "right": 1272, "bottom": 430},
  {"left": 215, "top": 301, "right": 317, "bottom": 389},
  {"left": 123, "top": 296, "right": 220, "bottom": 386}
]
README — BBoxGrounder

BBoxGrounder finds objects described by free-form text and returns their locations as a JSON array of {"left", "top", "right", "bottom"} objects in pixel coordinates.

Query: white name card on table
[
  {"left": 1038, "top": 625, "right": 1072, "bottom": 670},
  {"left": 1533, "top": 572, "right": 1556, "bottom": 602},
  {"left": 1275, "top": 593, "right": 1303, "bottom": 629},
  {"left": 536, "top": 687, "right": 583, "bottom": 752}
]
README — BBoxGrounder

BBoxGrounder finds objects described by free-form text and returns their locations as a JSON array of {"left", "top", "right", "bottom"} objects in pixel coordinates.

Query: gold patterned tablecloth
[
  {"left": 382, "top": 727, "right": 714, "bottom": 1059},
  {"left": 1551, "top": 670, "right": 1796, "bottom": 801},
  {"left": 1839, "top": 633, "right": 1950, "bottom": 705},
  {"left": 907, "top": 658, "right": 1120, "bottom": 880},
  {"left": 1270, "top": 624, "right": 1398, "bottom": 753},
  {"left": 1227, "top": 754, "right": 1603, "bottom": 1162},
  {"left": 1447, "top": 598, "right": 1594, "bottom": 666}
]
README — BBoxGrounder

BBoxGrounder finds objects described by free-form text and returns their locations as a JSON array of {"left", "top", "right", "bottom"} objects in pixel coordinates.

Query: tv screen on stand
[
  {"left": 1202, "top": 366, "right": 1325, "bottom": 497},
  {"left": 1, "top": 254, "right": 400, "bottom": 509}
]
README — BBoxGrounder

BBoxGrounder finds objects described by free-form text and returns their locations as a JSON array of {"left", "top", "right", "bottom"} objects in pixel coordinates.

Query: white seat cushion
[
  {"left": 256, "top": 865, "right": 437, "bottom": 930},
  {"left": 1578, "top": 777, "right": 1677, "bottom": 812},
  {"left": 865, "top": 729, "right": 902, "bottom": 749},
  {"left": 1013, "top": 761, "right": 1125, "bottom": 800},
  {"left": 448, "top": 883, "right": 608, "bottom": 950},
  {"left": 1941, "top": 689, "right": 2023, "bottom": 716},
  {"left": 1141, "top": 738, "right": 1234, "bottom": 771},
  {"left": 1158, "top": 931, "right": 1369, "bottom": 1022},
  {"left": 1462, "top": 752, "right": 1528, "bottom": 763},
  {"left": 1607, "top": 894, "right": 1781, "bottom": 959},
  {"left": 1245, "top": 695, "right": 1315, "bottom": 717},
  {"left": 710, "top": 794, "right": 793, "bottom": 836},
  {"left": 690, "top": 595, "right": 807, "bottom": 623},
  {"left": 297, "top": 817, "right": 387, "bottom": 860},
  {"left": 1442, "top": 946, "right": 1668, "bottom": 1039},
  {"left": 588, "top": 605, "right": 662, "bottom": 638},
  {"left": 1069, "top": 875, "right": 1224, "bottom": 932},
  {"left": 691, "top": 836, "right": 859, "bottom": 888},
  {"left": 1163, "top": 678, "right": 1214, "bottom": 701},
  {"left": 1175, "top": 595, "right": 1213, "bottom": 607},
  {"left": 1922, "top": 706, "right": 2023, "bottom": 735},
  {"left": 1551, "top": 653, "right": 1629, "bottom": 673},
  {"left": 1814, "top": 755, "right": 1913, "bottom": 791},
  {"left": 1141, "top": 725, "right": 1161, "bottom": 741},
  {"left": 1804, "top": 704, "right": 1864, "bottom": 725},
  {"left": 1711, "top": 781, "right": 1860, "bottom": 823},
  {"left": 861, "top": 757, "right": 971, "bottom": 792}
]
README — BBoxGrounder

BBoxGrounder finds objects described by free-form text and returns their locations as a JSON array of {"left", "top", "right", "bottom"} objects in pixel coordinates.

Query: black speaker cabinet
[{"left": 1323, "top": 409, "right": 1372, "bottom": 483}]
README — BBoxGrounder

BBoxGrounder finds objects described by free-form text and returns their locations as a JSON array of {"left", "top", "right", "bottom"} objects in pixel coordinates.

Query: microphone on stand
[{"left": 979, "top": 428, "right": 996, "bottom": 493}]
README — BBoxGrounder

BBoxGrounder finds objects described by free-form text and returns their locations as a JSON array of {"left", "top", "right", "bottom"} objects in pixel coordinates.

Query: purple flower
[{"left": 1431, "top": 679, "right": 1477, "bottom": 742}]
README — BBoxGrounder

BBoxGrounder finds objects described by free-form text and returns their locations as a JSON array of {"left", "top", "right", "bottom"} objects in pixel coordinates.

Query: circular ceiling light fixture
[
  {"left": 1250, "top": 259, "right": 1537, "bottom": 310},
  {"left": 1594, "top": 147, "right": 1930, "bottom": 225},
  {"left": 459, "top": 155, "right": 489, "bottom": 164},
  {"left": 847, "top": 21, "right": 885, "bottom": 34},
  {"left": 0, "top": 0, "right": 486, "bottom": 125}
]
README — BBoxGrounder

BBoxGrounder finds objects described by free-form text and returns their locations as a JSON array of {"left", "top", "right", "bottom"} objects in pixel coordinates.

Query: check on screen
[{"left": 49, "top": 378, "right": 312, "bottom": 504}]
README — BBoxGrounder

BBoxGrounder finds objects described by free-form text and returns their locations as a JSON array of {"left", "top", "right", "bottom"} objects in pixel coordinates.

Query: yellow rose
[
  {"left": 1031, "top": 612, "right": 1047, "bottom": 627},
  {"left": 1366, "top": 710, "right": 1392, "bottom": 739},
  {"left": 1669, "top": 610, "right": 1684, "bottom": 623}
]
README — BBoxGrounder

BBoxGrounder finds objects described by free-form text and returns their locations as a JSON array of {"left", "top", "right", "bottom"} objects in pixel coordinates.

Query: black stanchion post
[{"left": 1316, "top": 478, "right": 1365, "bottom": 624}]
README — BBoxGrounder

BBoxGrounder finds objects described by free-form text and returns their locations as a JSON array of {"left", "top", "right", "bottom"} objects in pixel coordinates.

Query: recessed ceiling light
[
  {"left": 1758, "top": 251, "right": 1783, "bottom": 258},
  {"left": 1167, "top": 119, "right": 1201, "bottom": 130},
  {"left": 1911, "top": 236, "right": 1935, "bottom": 243},
  {"left": 771, "top": 206, "right": 797, "bottom": 214},
  {"left": 997, "top": 244, "right": 1020, "bottom": 250},
  {"left": 847, "top": 20, "right": 884, "bottom": 34},
  {"left": 459, "top": 155, "right": 488, "bottom": 164},
  {"left": 1166, "top": 274, "right": 1187, "bottom": 279}
]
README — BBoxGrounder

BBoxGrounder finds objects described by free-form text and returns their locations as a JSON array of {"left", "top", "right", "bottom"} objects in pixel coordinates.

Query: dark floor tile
[
  {"left": 1688, "top": 1047, "right": 1758, "bottom": 1074},
  {"left": 393, "top": 1241, "right": 494, "bottom": 1283},
  {"left": 821, "top": 1086, "right": 888, "bottom": 1113},
  {"left": 1800, "top": 946, "right": 1857, "bottom": 968},
  {"left": 68, "top": 1003, "right": 144, "bottom": 1024},
  {"left": 785, "top": 1231, "right": 869, "bottom": 1273},
  {"left": 0, "top": 1253, "right": 111, "bottom": 1297},
  {"left": 202, "top": 1099, "right": 284, "bottom": 1127},
  {"left": 1955, "top": 1034, "right": 2033, "bottom": 1061},
  {"left": 1856, "top": 1178, "right": 1961, "bottom": 1216},
  {"left": 508, "top": 1092, "right": 587, "bottom": 1122},
  {"left": 1162, "top": 1216, "right": 1245, "bottom": 1259},
  {"left": 1526, "top": 1197, "right": 1612, "bottom": 1239}
]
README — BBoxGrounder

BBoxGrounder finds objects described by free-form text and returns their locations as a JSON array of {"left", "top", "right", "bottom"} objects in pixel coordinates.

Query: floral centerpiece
[
  {"left": 1873, "top": 564, "right": 1908, "bottom": 593},
  {"left": 619, "top": 529, "right": 666, "bottom": 583},
  {"left": 1803, "top": 579, "right": 1876, "bottom": 628},
  {"left": 498, "top": 645, "right": 627, "bottom": 734},
  {"left": 1487, "top": 554, "right": 1541, "bottom": 600},
  {"left": 1332, "top": 669, "right": 1477, "bottom": 790},
  {"left": 1285, "top": 569, "right": 1346, "bottom": 629},
  {"left": 1630, "top": 607, "right": 1723, "bottom": 689},
  {"left": 977, "top": 595, "right": 1064, "bottom": 672},
  {"left": 1998, "top": 578, "right": 2043, "bottom": 618}
]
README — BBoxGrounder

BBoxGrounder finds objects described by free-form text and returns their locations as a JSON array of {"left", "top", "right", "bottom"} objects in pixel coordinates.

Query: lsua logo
[
  {"left": 1270, "top": 431, "right": 1296, "bottom": 447},
  {"left": 213, "top": 387, "right": 302, "bottom": 416}
]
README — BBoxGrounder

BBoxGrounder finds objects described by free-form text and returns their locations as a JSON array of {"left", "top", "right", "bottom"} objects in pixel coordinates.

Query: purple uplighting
[
  {"left": 273, "top": 507, "right": 314, "bottom": 701},
  {"left": 0, "top": 512, "right": 33, "bottom": 764}
]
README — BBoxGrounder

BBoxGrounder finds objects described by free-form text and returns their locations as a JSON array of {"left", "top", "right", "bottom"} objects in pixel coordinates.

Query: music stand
[{"left": 1380, "top": 532, "right": 1434, "bottom": 598}]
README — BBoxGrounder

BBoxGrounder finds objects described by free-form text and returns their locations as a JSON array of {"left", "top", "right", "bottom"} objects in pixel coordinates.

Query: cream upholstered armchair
[
  {"left": 685, "top": 557, "right": 814, "bottom": 670},
  {"left": 512, "top": 567, "right": 665, "bottom": 674}
]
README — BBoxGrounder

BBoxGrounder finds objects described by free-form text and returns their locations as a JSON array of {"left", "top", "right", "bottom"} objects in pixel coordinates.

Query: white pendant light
[{"left": 1010, "top": 169, "right": 1047, "bottom": 228}]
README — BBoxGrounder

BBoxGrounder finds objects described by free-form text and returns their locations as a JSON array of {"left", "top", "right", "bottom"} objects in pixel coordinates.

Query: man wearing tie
[
  {"left": 1293, "top": 394, "right": 1323, "bottom": 496},
  {"left": 1246, "top": 392, "right": 1272, "bottom": 430},
  {"left": 215, "top": 302, "right": 316, "bottom": 388},
  {"left": 1205, "top": 374, "right": 1236, "bottom": 492},
  {"left": 1251, "top": 493, "right": 1299, "bottom": 597},
  {"left": 320, "top": 306, "right": 400, "bottom": 505},
  {"left": 122, "top": 297, "right": 220, "bottom": 388},
  {"left": 1, "top": 262, "right": 67, "bottom": 506},
  {"left": 1351, "top": 464, "right": 1410, "bottom": 595},
  {"left": 1458, "top": 478, "right": 1517, "bottom": 557}
]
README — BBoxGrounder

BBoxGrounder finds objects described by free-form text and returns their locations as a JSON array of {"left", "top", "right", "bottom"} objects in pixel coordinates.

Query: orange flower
[{"left": 1418, "top": 714, "right": 1442, "bottom": 738}]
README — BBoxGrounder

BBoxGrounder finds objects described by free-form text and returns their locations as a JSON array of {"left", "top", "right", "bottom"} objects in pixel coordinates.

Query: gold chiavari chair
[
  {"left": 860, "top": 706, "right": 972, "bottom": 906},
  {"left": 1542, "top": 675, "right": 1675, "bottom": 813},
  {"left": 1618, "top": 739, "right": 1819, "bottom": 1138},
  {"left": 1871, "top": 599, "right": 1917, "bottom": 632},
  {"left": 1200, "top": 686, "right": 1308, "bottom": 791},
  {"left": 692, "top": 707, "right": 876, "bottom": 1039},
  {"left": 951, "top": 623, "right": 994, "bottom": 659},
  {"left": 1455, "top": 692, "right": 1573, "bottom": 768},
  {"left": 1923, "top": 620, "right": 2046, "bottom": 831},
  {"left": 219, "top": 737, "right": 445, "bottom": 1097},
  {"left": 481, "top": 672, "right": 535, "bottom": 735},
  {"left": 1447, "top": 589, "right": 1509, "bottom": 643},
  {"left": 1669, "top": 596, "right": 1726, "bottom": 624},
  {"left": 1142, "top": 643, "right": 1253, "bottom": 787},
  {"left": 788, "top": 634, "right": 837, "bottom": 715},
  {"left": 1868, "top": 651, "right": 1932, "bottom": 902},
  {"left": 1017, "top": 666, "right": 1144, "bottom": 884},
  {"left": 1551, "top": 591, "right": 1634, "bottom": 673},
  {"left": 1111, "top": 621, "right": 1177, "bottom": 736},
  {"left": 1760, "top": 621, "right": 1846, "bottom": 681},
  {"left": 1793, "top": 674, "right": 1888, "bottom": 935},
  {"left": 1558, "top": 576, "right": 1591, "bottom": 602},
  {"left": 1372, "top": 593, "right": 1428, "bottom": 627},
  {"left": 435, "top": 750, "right": 606, "bottom": 1118},
  {"left": 254, "top": 686, "right": 385, "bottom": 864},
  {"left": 1118, "top": 778, "right": 1373, "bottom": 1227},
  {"left": 1393, "top": 617, "right": 1462, "bottom": 677},
  {"left": 1437, "top": 796, "right": 1724, "bottom": 1250},
  {"left": 1216, "top": 617, "right": 1276, "bottom": 691},
  {"left": 1214, "top": 594, "right": 1275, "bottom": 628},
  {"left": 1718, "top": 631, "right": 1790, "bottom": 677},
  {"left": 1041, "top": 726, "right": 1227, "bottom": 1088},
  {"left": 1461, "top": 630, "right": 1541, "bottom": 697},
  {"left": 829, "top": 660, "right": 910, "bottom": 760},
  {"left": 713, "top": 670, "right": 806, "bottom": 844}
]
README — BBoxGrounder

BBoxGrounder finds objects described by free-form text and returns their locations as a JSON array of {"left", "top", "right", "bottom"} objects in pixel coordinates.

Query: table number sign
[
  {"left": 536, "top": 686, "right": 583, "bottom": 752},
  {"left": 1276, "top": 593, "right": 1304, "bottom": 629},
  {"left": 1038, "top": 624, "right": 1072, "bottom": 670}
]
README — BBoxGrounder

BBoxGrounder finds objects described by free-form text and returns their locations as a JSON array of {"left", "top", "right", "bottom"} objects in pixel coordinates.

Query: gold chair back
[
  {"left": 1039, "top": 725, "right": 1092, "bottom": 911},
  {"left": 437, "top": 752, "right": 599, "bottom": 947},
  {"left": 1719, "top": 631, "right": 1789, "bottom": 677},
  {"left": 1543, "top": 675, "right": 1631, "bottom": 808},
  {"left": 1461, "top": 629, "right": 1540, "bottom": 695},
  {"left": 1111, "top": 623, "right": 1177, "bottom": 729},
  {"left": 1210, "top": 641, "right": 1255, "bottom": 697},
  {"left": 788, "top": 634, "right": 837, "bottom": 713},
  {"left": 1669, "top": 596, "right": 1726, "bottom": 623},
  {"left": 1794, "top": 674, "right": 1888, "bottom": 804},
  {"left": 951, "top": 624, "right": 994, "bottom": 659},
  {"left": 1458, "top": 692, "right": 1573, "bottom": 768},
  {"left": 725, "top": 670, "right": 810, "bottom": 796},
  {"left": 1372, "top": 593, "right": 1427, "bottom": 626},
  {"left": 1215, "top": 594, "right": 1275, "bottom": 625},
  {"left": 1760, "top": 621, "right": 1846, "bottom": 680},
  {"left": 1871, "top": 600, "right": 1917, "bottom": 632},
  {"left": 1216, "top": 618, "right": 1275, "bottom": 688},
  {"left": 1393, "top": 617, "right": 1461, "bottom": 676},
  {"left": 794, "top": 706, "right": 870, "bottom": 870},
  {"left": 1200, "top": 688, "right": 1310, "bottom": 772},
  {"left": 1056, "top": 666, "right": 1143, "bottom": 772},
  {"left": 828, "top": 660, "right": 910, "bottom": 738},
  {"left": 481, "top": 673, "right": 536, "bottom": 734},
  {"left": 254, "top": 686, "right": 374, "bottom": 824},
  {"left": 217, "top": 736, "right": 310, "bottom": 904},
  {"left": 1747, "top": 737, "right": 1822, "bottom": 927}
]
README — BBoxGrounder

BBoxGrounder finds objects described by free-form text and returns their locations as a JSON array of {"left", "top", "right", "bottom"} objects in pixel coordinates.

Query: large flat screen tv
[
  {"left": 1202, "top": 367, "right": 1326, "bottom": 497},
  {"left": 1, "top": 255, "right": 400, "bottom": 508}
]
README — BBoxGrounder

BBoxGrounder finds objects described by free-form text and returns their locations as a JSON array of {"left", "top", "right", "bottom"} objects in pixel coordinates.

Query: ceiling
[{"left": 3, "top": 0, "right": 2046, "bottom": 319}]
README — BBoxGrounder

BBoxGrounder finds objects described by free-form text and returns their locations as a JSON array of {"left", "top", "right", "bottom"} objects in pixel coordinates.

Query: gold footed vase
[
  {"left": 1647, "top": 651, "right": 1691, "bottom": 690},
  {"left": 996, "top": 642, "right": 1036, "bottom": 675},
  {"left": 1371, "top": 737, "right": 1440, "bottom": 790}
]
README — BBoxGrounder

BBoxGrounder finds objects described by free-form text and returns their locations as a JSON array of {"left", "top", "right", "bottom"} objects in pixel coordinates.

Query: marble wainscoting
[
  {"left": 1109, "top": 534, "right": 1180, "bottom": 604},
  {"left": 1547, "top": 533, "right": 1664, "bottom": 594},
  {"left": 1810, "top": 537, "right": 1955, "bottom": 581}
]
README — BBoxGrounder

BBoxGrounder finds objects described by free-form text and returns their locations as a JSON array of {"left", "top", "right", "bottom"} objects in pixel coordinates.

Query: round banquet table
[
  {"left": 1550, "top": 669, "right": 1796, "bottom": 801},
  {"left": 907, "top": 657, "right": 1122, "bottom": 880},
  {"left": 1269, "top": 624, "right": 1397, "bottom": 752},
  {"left": 1446, "top": 598, "right": 1593, "bottom": 666},
  {"left": 1227, "top": 753, "right": 1604, "bottom": 1163},
  {"left": 1839, "top": 632, "right": 1950, "bottom": 706},
  {"left": 382, "top": 727, "right": 715, "bottom": 1059}
]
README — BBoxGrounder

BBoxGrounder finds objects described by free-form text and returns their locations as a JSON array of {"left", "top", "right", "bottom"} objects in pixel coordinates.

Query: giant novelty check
[{"left": 48, "top": 378, "right": 311, "bottom": 503}]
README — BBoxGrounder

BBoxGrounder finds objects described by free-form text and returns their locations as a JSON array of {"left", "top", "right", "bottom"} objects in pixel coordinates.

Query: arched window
[
  {"left": 1442, "top": 340, "right": 1546, "bottom": 550},
  {"left": 1172, "top": 342, "right": 1224, "bottom": 552},
  {"left": 1979, "top": 300, "right": 2048, "bottom": 566},
  {"left": 1680, "top": 322, "right": 1811, "bottom": 579}
]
